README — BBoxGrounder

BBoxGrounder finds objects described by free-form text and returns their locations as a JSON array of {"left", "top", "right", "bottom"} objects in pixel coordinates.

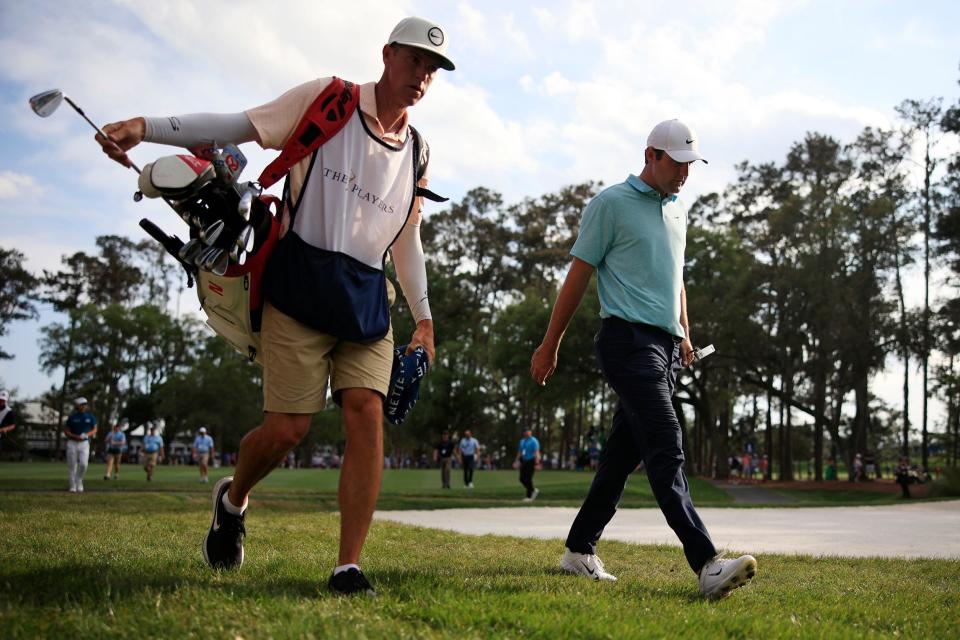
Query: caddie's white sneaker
[
  {"left": 699, "top": 554, "right": 757, "bottom": 599},
  {"left": 560, "top": 548, "right": 618, "bottom": 581},
  {"left": 530, "top": 488, "right": 539, "bottom": 501}
]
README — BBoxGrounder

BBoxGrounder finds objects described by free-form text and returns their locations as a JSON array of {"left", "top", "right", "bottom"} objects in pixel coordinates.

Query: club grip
[{"left": 139, "top": 218, "right": 184, "bottom": 257}]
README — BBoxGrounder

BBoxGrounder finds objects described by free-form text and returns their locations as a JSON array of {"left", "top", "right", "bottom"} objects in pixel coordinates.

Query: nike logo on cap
[{"left": 686, "top": 138, "right": 695, "bottom": 144}]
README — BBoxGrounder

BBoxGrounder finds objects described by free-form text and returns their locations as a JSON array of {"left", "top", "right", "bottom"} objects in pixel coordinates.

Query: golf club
[{"left": 29, "top": 89, "right": 142, "bottom": 174}]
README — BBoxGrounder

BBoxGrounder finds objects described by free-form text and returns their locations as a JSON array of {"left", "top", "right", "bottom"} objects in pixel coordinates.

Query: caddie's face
[
  {"left": 647, "top": 147, "right": 692, "bottom": 194},
  {"left": 383, "top": 44, "right": 441, "bottom": 107}
]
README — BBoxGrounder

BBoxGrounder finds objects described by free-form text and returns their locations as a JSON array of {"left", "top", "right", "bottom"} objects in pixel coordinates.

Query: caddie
[{"left": 95, "top": 16, "right": 453, "bottom": 596}]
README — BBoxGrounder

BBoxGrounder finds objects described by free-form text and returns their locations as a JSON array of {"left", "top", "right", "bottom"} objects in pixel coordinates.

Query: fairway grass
[
  {"left": 1, "top": 492, "right": 958, "bottom": 639},
  {"left": 0, "top": 462, "right": 926, "bottom": 509}
]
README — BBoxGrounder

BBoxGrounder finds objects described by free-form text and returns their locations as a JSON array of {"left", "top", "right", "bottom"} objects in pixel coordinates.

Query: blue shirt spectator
[
  {"left": 193, "top": 433, "right": 214, "bottom": 453},
  {"left": 519, "top": 435, "right": 540, "bottom": 461},
  {"left": 459, "top": 435, "right": 480, "bottom": 457},
  {"left": 144, "top": 433, "right": 164, "bottom": 453}
]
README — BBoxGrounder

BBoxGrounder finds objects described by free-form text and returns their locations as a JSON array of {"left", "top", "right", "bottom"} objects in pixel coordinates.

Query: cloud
[{"left": 0, "top": 171, "right": 41, "bottom": 200}]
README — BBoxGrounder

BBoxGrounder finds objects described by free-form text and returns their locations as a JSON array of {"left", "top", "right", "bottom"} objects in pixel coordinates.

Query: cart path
[{"left": 375, "top": 500, "right": 960, "bottom": 559}]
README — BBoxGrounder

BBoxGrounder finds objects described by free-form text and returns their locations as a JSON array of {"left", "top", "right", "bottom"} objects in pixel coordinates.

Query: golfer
[
  {"left": 530, "top": 120, "right": 756, "bottom": 598},
  {"left": 64, "top": 397, "right": 97, "bottom": 493}
]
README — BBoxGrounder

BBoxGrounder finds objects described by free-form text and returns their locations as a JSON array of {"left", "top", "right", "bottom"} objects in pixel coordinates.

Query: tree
[
  {"left": 896, "top": 98, "right": 945, "bottom": 471},
  {"left": 0, "top": 247, "right": 38, "bottom": 359}
]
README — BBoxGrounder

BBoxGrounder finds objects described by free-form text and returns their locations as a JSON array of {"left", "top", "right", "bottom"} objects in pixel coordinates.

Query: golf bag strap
[
  {"left": 258, "top": 77, "right": 360, "bottom": 189},
  {"left": 409, "top": 125, "right": 447, "bottom": 203}
]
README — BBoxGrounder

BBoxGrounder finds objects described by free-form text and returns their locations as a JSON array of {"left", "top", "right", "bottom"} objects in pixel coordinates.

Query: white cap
[
  {"left": 199, "top": 427, "right": 207, "bottom": 433},
  {"left": 388, "top": 16, "right": 455, "bottom": 71},
  {"left": 0, "top": 390, "right": 8, "bottom": 402},
  {"left": 74, "top": 396, "right": 88, "bottom": 406},
  {"left": 646, "top": 119, "right": 707, "bottom": 164}
]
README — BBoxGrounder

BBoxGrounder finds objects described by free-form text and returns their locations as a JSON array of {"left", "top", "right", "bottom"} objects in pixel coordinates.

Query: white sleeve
[
  {"left": 144, "top": 112, "right": 258, "bottom": 147},
  {"left": 391, "top": 220, "right": 431, "bottom": 323}
]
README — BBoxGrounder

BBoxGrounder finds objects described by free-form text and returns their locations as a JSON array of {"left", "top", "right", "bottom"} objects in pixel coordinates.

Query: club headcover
[{"left": 384, "top": 344, "right": 429, "bottom": 426}]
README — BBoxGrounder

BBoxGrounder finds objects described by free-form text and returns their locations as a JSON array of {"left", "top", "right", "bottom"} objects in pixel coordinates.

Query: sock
[
  {"left": 221, "top": 492, "right": 247, "bottom": 515},
  {"left": 333, "top": 563, "right": 360, "bottom": 576}
]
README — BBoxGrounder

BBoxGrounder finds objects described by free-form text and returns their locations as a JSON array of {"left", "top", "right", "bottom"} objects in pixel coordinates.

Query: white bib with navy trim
[{"left": 293, "top": 112, "right": 416, "bottom": 269}]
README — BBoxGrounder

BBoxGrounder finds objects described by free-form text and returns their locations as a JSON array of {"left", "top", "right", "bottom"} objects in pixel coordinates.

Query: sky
[{"left": 1, "top": 0, "right": 958, "bottom": 431}]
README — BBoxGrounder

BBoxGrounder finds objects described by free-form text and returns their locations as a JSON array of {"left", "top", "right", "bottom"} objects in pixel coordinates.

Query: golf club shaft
[{"left": 63, "top": 96, "right": 142, "bottom": 174}]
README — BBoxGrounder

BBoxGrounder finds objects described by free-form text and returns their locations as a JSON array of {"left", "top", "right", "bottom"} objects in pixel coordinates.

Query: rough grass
[{"left": 0, "top": 492, "right": 957, "bottom": 639}]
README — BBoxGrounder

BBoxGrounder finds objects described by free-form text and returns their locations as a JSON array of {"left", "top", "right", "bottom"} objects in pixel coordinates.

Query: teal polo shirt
[{"left": 570, "top": 174, "right": 687, "bottom": 338}]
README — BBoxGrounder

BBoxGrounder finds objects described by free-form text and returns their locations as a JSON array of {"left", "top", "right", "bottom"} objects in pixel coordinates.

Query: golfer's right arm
[{"left": 530, "top": 257, "right": 595, "bottom": 386}]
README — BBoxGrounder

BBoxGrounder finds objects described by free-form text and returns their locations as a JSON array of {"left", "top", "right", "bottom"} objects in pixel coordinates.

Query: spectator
[
  {"left": 142, "top": 425, "right": 164, "bottom": 481},
  {"left": 192, "top": 427, "right": 215, "bottom": 483},
  {"left": 457, "top": 429, "right": 480, "bottom": 488},
  {"left": 0, "top": 390, "right": 17, "bottom": 443},
  {"left": 103, "top": 423, "right": 127, "bottom": 480},
  {"left": 433, "top": 430, "right": 455, "bottom": 489},
  {"left": 894, "top": 457, "right": 914, "bottom": 499}
]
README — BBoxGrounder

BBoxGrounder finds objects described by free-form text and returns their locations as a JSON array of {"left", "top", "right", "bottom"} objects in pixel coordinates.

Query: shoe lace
[
  {"left": 592, "top": 555, "right": 606, "bottom": 572},
  {"left": 220, "top": 511, "right": 246, "bottom": 538}
]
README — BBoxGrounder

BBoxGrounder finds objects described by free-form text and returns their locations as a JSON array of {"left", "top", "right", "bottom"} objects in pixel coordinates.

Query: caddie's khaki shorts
[
  {"left": 144, "top": 452, "right": 159, "bottom": 466},
  {"left": 261, "top": 283, "right": 395, "bottom": 414}
]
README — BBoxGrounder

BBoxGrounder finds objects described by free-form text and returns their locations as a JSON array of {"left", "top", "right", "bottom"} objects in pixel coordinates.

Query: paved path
[{"left": 375, "top": 500, "right": 960, "bottom": 559}]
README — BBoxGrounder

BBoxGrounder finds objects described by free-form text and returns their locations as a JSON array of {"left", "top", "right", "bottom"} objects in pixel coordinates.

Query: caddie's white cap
[
  {"left": 199, "top": 426, "right": 207, "bottom": 433},
  {"left": 74, "top": 396, "right": 88, "bottom": 405},
  {"left": 388, "top": 16, "right": 455, "bottom": 71},
  {"left": 646, "top": 119, "right": 708, "bottom": 164},
  {"left": 0, "top": 390, "right": 8, "bottom": 402}
]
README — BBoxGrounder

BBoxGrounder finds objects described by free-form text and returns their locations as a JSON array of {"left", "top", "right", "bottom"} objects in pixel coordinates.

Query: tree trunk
[
  {"left": 765, "top": 387, "right": 774, "bottom": 480},
  {"left": 813, "top": 359, "right": 826, "bottom": 481},
  {"left": 781, "top": 364, "right": 795, "bottom": 481}
]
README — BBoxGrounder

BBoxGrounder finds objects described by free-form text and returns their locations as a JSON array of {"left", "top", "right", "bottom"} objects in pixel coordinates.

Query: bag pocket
[{"left": 264, "top": 231, "right": 389, "bottom": 343}]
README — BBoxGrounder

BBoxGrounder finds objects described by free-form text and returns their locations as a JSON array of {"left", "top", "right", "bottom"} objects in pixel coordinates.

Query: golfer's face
[
  {"left": 651, "top": 151, "right": 691, "bottom": 194},
  {"left": 384, "top": 45, "right": 441, "bottom": 106}
]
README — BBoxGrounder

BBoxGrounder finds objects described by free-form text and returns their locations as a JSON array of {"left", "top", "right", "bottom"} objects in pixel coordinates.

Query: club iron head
[
  {"left": 235, "top": 225, "right": 255, "bottom": 253},
  {"left": 202, "top": 247, "right": 224, "bottom": 271},
  {"left": 29, "top": 89, "right": 64, "bottom": 118},
  {"left": 238, "top": 189, "right": 254, "bottom": 221},
  {"left": 200, "top": 219, "right": 225, "bottom": 245},
  {"left": 211, "top": 250, "right": 230, "bottom": 276},
  {"left": 197, "top": 245, "right": 219, "bottom": 268},
  {"left": 178, "top": 238, "right": 203, "bottom": 265}
]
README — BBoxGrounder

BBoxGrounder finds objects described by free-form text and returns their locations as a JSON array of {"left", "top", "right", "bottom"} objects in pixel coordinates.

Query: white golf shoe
[
  {"left": 698, "top": 554, "right": 757, "bottom": 599},
  {"left": 560, "top": 548, "right": 618, "bottom": 581}
]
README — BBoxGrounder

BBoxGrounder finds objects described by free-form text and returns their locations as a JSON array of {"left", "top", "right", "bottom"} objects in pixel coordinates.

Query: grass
[
  {"left": 0, "top": 462, "right": 733, "bottom": 509},
  {"left": 0, "top": 491, "right": 957, "bottom": 639},
  {"left": 0, "top": 462, "right": 933, "bottom": 509}
]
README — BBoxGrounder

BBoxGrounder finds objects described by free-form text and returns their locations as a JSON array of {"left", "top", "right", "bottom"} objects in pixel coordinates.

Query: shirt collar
[
  {"left": 360, "top": 81, "right": 408, "bottom": 141},
  {"left": 626, "top": 174, "right": 678, "bottom": 204}
]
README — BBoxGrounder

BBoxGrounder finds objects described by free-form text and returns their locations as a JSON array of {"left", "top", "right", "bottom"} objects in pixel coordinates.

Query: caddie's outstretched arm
[
  {"left": 530, "top": 257, "right": 596, "bottom": 386},
  {"left": 97, "top": 112, "right": 258, "bottom": 168}
]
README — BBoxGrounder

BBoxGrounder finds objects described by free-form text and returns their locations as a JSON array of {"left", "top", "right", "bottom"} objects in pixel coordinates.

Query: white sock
[
  {"left": 334, "top": 563, "right": 360, "bottom": 576},
  {"left": 221, "top": 492, "right": 247, "bottom": 515}
]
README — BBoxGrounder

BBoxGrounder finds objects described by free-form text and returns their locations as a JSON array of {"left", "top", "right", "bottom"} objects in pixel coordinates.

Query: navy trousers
[{"left": 564, "top": 317, "right": 717, "bottom": 573}]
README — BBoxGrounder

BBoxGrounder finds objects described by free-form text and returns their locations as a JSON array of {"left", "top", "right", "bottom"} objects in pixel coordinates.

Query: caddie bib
[{"left": 264, "top": 109, "right": 418, "bottom": 342}]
